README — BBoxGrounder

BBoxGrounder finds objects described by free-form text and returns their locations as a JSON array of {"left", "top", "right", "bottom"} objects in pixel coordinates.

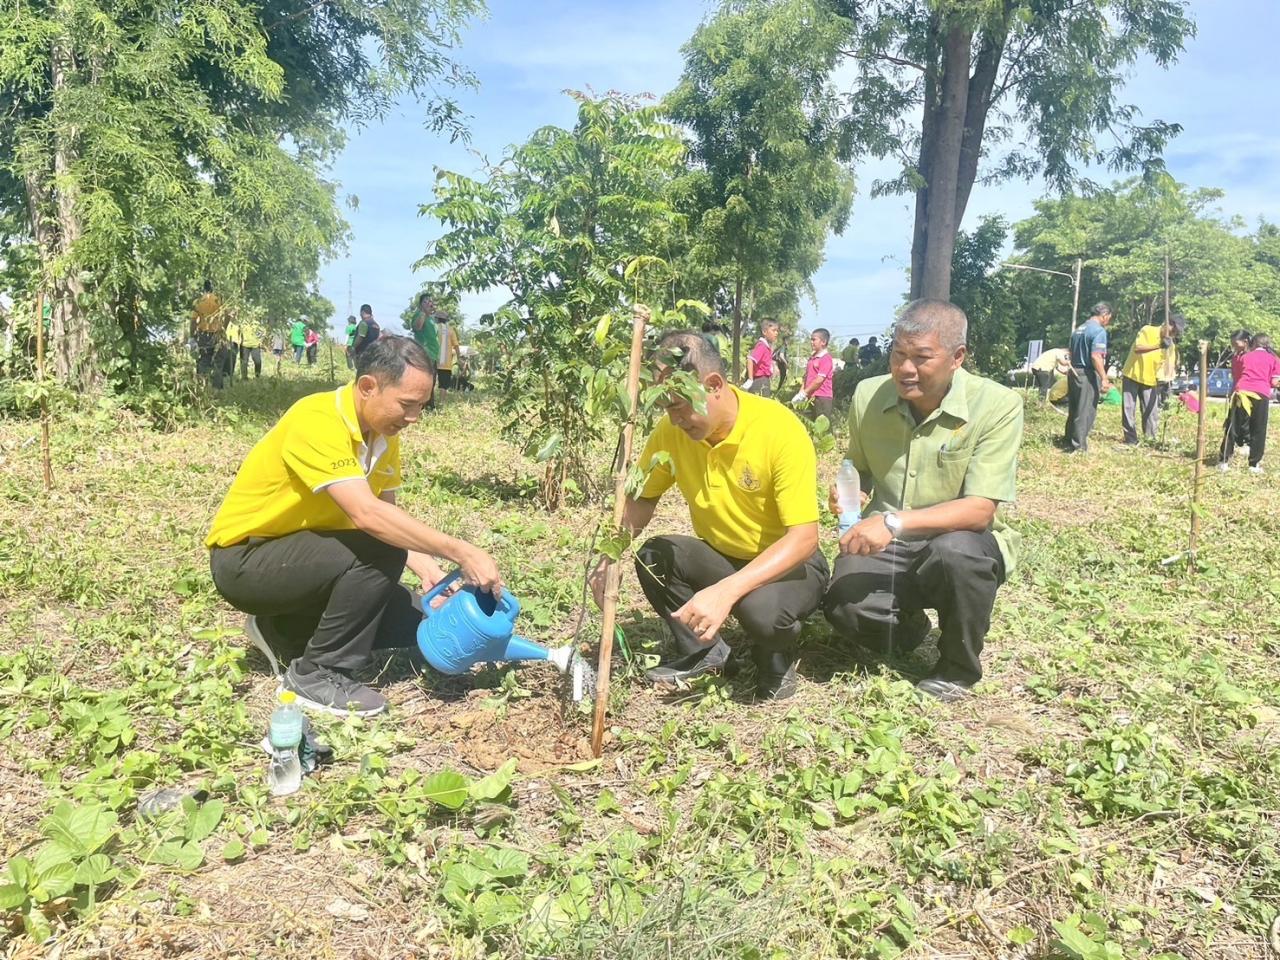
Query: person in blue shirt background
[{"left": 1064, "top": 303, "right": 1113, "bottom": 454}]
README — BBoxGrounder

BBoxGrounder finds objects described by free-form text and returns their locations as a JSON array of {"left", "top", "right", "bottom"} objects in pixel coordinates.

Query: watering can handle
[{"left": 420, "top": 569, "right": 462, "bottom": 611}]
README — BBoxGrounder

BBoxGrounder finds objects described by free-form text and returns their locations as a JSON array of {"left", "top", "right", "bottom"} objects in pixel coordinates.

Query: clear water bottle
[
  {"left": 836, "top": 459, "right": 861, "bottom": 536},
  {"left": 267, "top": 690, "right": 304, "bottom": 796}
]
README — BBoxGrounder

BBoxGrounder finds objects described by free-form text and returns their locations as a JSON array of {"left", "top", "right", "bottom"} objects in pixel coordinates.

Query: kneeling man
[
  {"left": 823, "top": 300, "right": 1023, "bottom": 702},
  {"left": 206, "top": 336, "right": 503, "bottom": 716},
  {"left": 593, "top": 330, "right": 828, "bottom": 700}
]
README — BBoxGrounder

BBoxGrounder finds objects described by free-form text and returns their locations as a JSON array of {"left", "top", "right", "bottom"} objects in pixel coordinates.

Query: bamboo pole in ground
[
  {"left": 35, "top": 291, "right": 53, "bottom": 492},
  {"left": 592, "top": 304, "right": 648, "bottom": 758},
  {"left": 1188, "top": 339, "right": 1209, "bottom": 569}
]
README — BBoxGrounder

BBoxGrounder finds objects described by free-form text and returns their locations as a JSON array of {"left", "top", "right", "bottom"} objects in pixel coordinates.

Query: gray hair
[
  {"left": 1091, "top": 302, "right": 1113, "bottom": 319},
  {"left": 893, "top": 299, "right": 968, "bottom": 351},
  {"left": 653, "top": 329, "right": 726, "bottom": 377},
  {"left": 355, "top": 334, "right": 436, "bottom": 385}
]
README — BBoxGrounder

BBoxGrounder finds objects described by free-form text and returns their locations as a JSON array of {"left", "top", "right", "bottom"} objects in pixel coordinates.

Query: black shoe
[
  {"left": 915, "top": 676, "right": 972, "bottom": 703},
  {"left": 645, "top": 639, "right": 730, "bottom": 683},
  {"left": 752, "top": 649, "right": 798, "bottom": 701},
  {"left": 283, "top": 661, "right": 388, "bottom": 717}
]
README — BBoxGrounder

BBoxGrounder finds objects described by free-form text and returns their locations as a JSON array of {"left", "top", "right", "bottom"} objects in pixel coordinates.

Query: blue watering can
[{"left": 415, "top": 570, "right": 576, "bottom": 677}]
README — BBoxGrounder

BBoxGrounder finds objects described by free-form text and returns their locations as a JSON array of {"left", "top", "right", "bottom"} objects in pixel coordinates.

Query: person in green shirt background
[
  {"left": 823, "top": 299, "right": 1024, "bottom": 703},
  {"left": 410, "top": 294, "right": 442, "bottom": 362},
  {"left": 344, "top": 315, "right": 358, "bottom": 369},
  {"left": 290, "top": 318, "right": 307, "bottom": 363}
]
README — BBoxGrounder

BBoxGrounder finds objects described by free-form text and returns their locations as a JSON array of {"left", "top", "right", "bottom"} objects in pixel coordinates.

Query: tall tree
[
  {"left": 666, "top": 0, "right": 854, "bottom": 380},
  {"left": 833, "top": 0, "right": 1196, "bottom": 301},
  {"left": 0, "top": 0, "right": 480, "bottom": 390}
]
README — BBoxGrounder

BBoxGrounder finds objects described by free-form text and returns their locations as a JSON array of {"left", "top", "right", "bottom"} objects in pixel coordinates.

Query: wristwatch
[{"left": 882, "top": 512, "right": 904, "bottom": 539}]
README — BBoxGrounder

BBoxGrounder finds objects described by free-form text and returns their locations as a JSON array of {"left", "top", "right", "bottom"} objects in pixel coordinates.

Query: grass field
[{"left": 1, "top": 366, "right": 1278, "bottom": 959}]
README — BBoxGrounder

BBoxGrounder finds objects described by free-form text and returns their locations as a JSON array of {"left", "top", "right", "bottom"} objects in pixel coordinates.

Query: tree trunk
[
  {"left": 42, "top": 18, "right": 94, "bottom": 389},
  {"left": 914, "top": 24, "right": 971, "bottom": 302},
  {"left": 732, "top": 274, "right": 743, "bottom": 383}
]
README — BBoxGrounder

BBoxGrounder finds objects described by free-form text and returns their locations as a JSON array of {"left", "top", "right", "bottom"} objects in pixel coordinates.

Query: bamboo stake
[
  {"left": 592, "top": 304, "right": 648, "bottom": 758},
  {"left": 35, "top": 291, "right": 53, "bottom": 492},
  {"left": 1188, "top": 339, "right": 1209, "bottom": 569}
]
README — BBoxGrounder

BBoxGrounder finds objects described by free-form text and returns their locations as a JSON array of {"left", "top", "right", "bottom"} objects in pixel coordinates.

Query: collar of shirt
[
  {"left": 335, "top": 384, "right": 388, "bottom": 473},
  {"left": 879, "top": 368, "right": 971, "bottom": 429}
]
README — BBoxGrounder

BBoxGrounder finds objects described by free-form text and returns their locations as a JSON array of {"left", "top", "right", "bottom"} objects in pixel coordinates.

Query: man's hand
[
  {"left": 458, "top": 546, "right": 503, "bottom": 599},
  {"left": 1101, "top": 377, "right": 1112, "bottom": 394},
  {"left": 632, "top": 303, "right": 652, "bottom": 325},
  {"left": 409, "top": 554, "right": 452, "bottom": 609},
  {"left": 790, "top": 390, "right": 806, "bottom": 405},
  {"left": 673, "top": 582, "right": 737, "bottom": 646},
  {"left": 588, "top": 555, "right": 610, "bottom": 608},
  {"left": 838, "top": 514, "right": 894, "bottom": 556},
  {"left": 827, "top": 483, "right": 872, "bottom": 517}
]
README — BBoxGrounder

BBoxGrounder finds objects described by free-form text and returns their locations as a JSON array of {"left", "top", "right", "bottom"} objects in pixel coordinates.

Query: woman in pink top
[
  {"left": 792, "top": 327, "right": 835, "bottom": 421},
  {"left": 1220, "top": 332, "right": 1280, "bottom": 473},
  {"left": 744, "top": 319, "right": 779, "bottom": 397}
]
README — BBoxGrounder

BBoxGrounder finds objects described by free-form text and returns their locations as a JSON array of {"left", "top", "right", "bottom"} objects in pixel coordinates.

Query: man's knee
[
  {"left": 336, "top": 530, "right": 407, "bottom": 578},
  {"left": 634, "top": 536, "right": 678, "bottom": 589},
  {"left": 926, "top": 531, "right": 999, "bottom": 574}
]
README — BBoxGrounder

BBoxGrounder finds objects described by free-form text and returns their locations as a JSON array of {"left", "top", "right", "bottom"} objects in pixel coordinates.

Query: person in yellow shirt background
[
  {"left": 1030, "top": 346, "right": 1070, "bottom": 404},
  {"left": 434, "top": 316, "right": 459, "bottom": 403},
  {"left": 237, "top": 315, "right": 265, "bottom": 379},
  {"left": 1121, "top": 313, "right": 1185, "bottom": 445},
  {"left": 190, "top": 280, "right": 228, "bottom": 389},
  {"left": 206, "top": 336, "right": 504, "bottom": 716},
  {"left": 224, "top": 317, "right": 242, "bottom": 381},
  {"left": 589, "top": 327, "right": 828, "bottom": 702}
]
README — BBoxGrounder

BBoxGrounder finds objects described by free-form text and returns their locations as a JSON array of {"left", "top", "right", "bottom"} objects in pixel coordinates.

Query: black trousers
[
  {"left": 210, "top": 530, "right": 419, "bottom": 672},
  {"left": 804, "top": 396, "right": 834, "bottom": 422},
  {"left": 1034, "top": 368, "right": 1054, "bottom": 399},
  {"left": 1221, "top": 393, "right": 1270, "bottom": 467},
  {"left": 1064, "top": 369, "right": 1100, "bottom": 452},
  {"left": 823, "top": 530, "right": 1005, "bottom": 685},
  {"left": 747, "top": 379, "right": 772, "bottom": 398},
  {"left": 635, "top": 535, "right": 829, "bottom": 656},
  {"left": 240, "top": 346, "right": 262, "bottom": 378}
]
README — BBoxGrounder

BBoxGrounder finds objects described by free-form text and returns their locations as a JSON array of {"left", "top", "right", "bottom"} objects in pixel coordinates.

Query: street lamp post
[{"left": 999, "top": 258, "right": 1085, "bottom": 333}]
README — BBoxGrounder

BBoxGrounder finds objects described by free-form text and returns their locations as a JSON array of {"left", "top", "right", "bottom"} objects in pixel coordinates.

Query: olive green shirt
[{"left": 845, "top": 368, "right": 1024, "bottom": 575}]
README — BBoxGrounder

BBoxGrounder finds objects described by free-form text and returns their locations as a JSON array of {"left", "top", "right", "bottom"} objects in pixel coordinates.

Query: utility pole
[{"left": 1070, "top": 258, "right": 1083, "bottom": 334}]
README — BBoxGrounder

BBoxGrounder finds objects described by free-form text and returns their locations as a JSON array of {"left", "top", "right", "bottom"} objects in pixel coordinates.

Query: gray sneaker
[
  {"left": 245, "top": 615, "right": 284, "bottom": 676},
  {"left": 282, "top": 662, "right": 387, "bottom": 717}
]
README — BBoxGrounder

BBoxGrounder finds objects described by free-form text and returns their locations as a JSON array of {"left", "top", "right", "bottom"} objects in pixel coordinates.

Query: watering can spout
[{"left": 501, "top": 634, "right": 552, "bottom": 664}]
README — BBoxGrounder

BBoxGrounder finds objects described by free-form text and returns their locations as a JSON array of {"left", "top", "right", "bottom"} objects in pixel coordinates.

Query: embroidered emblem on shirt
[{"left": 739, "top": 464, "right": 761, "bottom": 491}]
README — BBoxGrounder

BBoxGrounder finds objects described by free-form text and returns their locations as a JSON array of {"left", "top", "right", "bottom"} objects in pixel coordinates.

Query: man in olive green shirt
[{"left": 824, "top": 300, "right": 1024, "bottom": 702}]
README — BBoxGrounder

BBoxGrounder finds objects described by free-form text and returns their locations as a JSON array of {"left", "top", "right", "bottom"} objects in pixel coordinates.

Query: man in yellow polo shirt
[
  {"left": 1121, "top": 313, "right": 1184, "bottom": 445},
  {"left": 207, "top": 336, "right": 503, "bottom": 716},
  {"left": 591, "top": 329, "right": 827, "bottom": 701},
  {"left": 190, "top": 280, "right": 228, "bottom": 389},
  {"left": 824, "top": 300, "right": 1023, "bottom": 703}
]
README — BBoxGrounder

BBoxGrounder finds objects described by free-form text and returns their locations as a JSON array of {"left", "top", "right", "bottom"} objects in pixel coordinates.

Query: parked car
[{"left": 1172, "top": 368, "right": 1232, "bottom": 398}]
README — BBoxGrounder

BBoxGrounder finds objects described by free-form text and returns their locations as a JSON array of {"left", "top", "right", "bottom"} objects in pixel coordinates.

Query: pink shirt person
[
  {"left": 748, "top": 338, "right": 774, "bottom": 379},
  {"left": 804, "top": 350, "right": 834, "bottom": 399},
  {"left": 1235, "top": 348, "right": 1280, "bottom": 397}
]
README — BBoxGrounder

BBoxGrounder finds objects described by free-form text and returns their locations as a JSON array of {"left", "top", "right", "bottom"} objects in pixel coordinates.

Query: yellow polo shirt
[
  {"left": 637, "top": 387, "right": 819, "bottom": 559},
  {"left": 193, "top": 293, "right": 225, "bottom": 334},
  {"left": 206, "top": 385, "right": 402, "bottom": 548},
  {"left": 1122, "top": 325, "right": 1164, "bottom": 388}
]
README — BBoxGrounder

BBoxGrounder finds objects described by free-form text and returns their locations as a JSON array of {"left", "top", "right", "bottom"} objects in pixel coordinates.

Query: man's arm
[
  {"left": 588, "top": 495, "right": 659, "bottom": 605},
  {"left": 839, "top": 497, "right": 997, "bottom": 556},
  {"left": 1092, "top": 349, "right": 1110, "bottom": 390},
  {"left": 329, "top": 480, "right": 502, "bottom": 595},
  {"left": 673, "top": 523, "right": 818, "bottom": 645},
  {"left": 378, "top": 489, "right": 448, "bottom": 589}
]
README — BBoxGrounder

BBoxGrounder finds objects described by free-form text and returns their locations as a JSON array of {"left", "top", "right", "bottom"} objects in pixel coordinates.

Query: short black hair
[
  {"left": 1091, "top": 302, "right": 1113, "bottom": 319},
  {"left": 203, "top": 279, "right": 213, "bottom": 293},
  {"left": 1252, "top": 333, "right": 1273, "bottom": 352},
  {"left": 359, "top": 303, "right": 373, "bottom": 316},
  {"left": 653, "top": 329, "right": 726, "bottom": 377},
  {"left": 1231, "top": 328, "right": 1252, "bottom": 344},
  {"left": 813, "top": 328, "right": 830, "bottom": 344},
  {"left": 355, "top": 334, "right": 436, "bottom": 385},
  {"left": 868, "top": 335, "right": 878, "bottom": 344}
]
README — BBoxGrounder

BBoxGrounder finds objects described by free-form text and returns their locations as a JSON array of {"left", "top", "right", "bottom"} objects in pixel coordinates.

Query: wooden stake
[
  {"left": 35, "top": 291, "right": 53, "bottom": 492},
  {"left": 1188, "top": 339, "right": 1209, "bottom": 569},
  {"left": 591, "top": 304, "right": 648, "bottom": 758}
]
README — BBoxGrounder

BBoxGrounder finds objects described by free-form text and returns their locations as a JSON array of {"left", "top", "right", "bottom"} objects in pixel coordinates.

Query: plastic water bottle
[
  {"left": 267, "top": 690, "right": 304, "bottom": 796},
  {"left": 836, "top": 459, "right": 861, "bottom": 535}
]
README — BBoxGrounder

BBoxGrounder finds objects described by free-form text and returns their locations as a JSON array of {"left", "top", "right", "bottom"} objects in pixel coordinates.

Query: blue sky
[{"left": 318, "top": 0, "right": 1280, "bottom": 345}]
